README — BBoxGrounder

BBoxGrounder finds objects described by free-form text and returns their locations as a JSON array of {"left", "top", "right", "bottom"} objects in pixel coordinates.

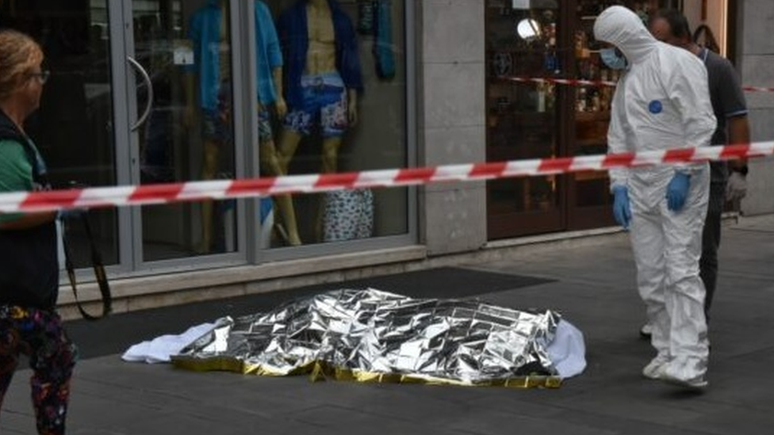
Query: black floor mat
[{"left": 66, "top": 267, "right": 554, "bottom": 360}]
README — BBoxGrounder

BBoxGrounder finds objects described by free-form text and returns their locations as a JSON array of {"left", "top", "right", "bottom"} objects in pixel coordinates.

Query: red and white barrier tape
[
  {"left": 0, "top": 143, "right": 769, "bottom": 214},
  {"left": 505, "top": 76, "right": 616, "bottom": 88},
  {"left": 504, "top": 76, "right": 774, "bottom": 93},
  {"left": 742, "top": 85, "right": 774, "bottom": 93}
]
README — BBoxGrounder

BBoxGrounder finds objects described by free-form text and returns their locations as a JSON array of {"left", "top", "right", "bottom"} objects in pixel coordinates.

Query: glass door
[
  {"left": 123, "top": 0, "right": 240, "bottom": 264},
  {"left": 485, "top": 0, "right": 564, "bottom": 239},
  {"left": 0, "top": 0, "right": 124, "bottom": 270}
]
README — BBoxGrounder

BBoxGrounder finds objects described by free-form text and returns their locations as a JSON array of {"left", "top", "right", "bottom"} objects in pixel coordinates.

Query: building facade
[
  {"left": 736, "top": 0, "right": 774, "bottom": 216},
  {"left": 0, "top": 0, "right": 769, "bottom": 316}
]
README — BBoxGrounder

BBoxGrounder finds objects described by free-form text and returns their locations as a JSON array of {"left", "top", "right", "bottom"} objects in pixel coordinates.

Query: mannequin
[
  {"left": 277, "top": 0, "right": 363, "bottom": 241},
  {"left": 277, "top": 0, "right": 362, "bottom": 175},
  {"left": 186, "top": 0, "right": 301, "bottom": 251}
]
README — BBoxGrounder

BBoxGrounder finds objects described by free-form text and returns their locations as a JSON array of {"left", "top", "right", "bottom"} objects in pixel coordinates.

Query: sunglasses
[{"left": 28, "top": 70, "right": 51, "bottom": 84}]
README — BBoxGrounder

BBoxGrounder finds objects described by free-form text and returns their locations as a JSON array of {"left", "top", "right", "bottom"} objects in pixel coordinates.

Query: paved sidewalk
[{"left": 3, "top": 215, "right": 774, "bottom": 434}]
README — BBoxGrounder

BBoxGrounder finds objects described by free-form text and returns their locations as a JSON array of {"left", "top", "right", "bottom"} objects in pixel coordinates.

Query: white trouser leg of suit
[{"left": 629, "top": 167, "right": 710, "bottom": 383}]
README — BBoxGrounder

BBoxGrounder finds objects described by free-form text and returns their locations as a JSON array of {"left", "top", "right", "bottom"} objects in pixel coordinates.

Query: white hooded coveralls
[{"left": 594, "top": 6, "right": 716, "bottom": 383}]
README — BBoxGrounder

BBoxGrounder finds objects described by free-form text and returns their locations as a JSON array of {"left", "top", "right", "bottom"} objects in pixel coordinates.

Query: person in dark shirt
[
  {"left": 641, "top": 9, "right": 751, "bottom": 338},
  {"left": 0, "top": 29, "right": 77, "bottom": 435}
]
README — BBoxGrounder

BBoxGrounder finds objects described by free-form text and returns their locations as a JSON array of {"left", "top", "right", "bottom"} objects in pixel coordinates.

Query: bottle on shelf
[{"left": 536, "top": 82, "right": 546, "bottom": 113}]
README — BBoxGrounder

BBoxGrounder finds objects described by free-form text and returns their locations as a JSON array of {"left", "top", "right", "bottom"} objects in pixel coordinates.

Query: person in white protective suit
[{"left": 594, "top": 6, "right": 716, "bottom": 389}]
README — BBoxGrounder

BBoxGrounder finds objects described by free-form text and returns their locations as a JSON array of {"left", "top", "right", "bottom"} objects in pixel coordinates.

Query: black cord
[{"left": 62, "top": 210, "right": 112, "bottom": 321}]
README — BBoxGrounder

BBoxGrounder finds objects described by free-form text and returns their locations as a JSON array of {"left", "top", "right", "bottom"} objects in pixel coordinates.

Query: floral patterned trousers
[{"left": 0, "top": 305, "right": 78, "bottom": 435}]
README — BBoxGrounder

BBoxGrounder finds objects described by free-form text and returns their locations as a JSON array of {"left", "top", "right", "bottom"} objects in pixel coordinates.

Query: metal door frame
[{"left": 111, "top": 0, "right": 248, "bottom": 276}]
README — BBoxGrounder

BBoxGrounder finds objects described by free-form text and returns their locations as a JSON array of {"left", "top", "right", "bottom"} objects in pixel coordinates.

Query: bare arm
[
  {"left": 272, "top": 67, "right": 286, "bottom": 117},
  {"left": 728, "top": 115, "right": 751, "bottom": 169},
  {"left": 347, "top": 89, "right": 358, "bottom": 125}
]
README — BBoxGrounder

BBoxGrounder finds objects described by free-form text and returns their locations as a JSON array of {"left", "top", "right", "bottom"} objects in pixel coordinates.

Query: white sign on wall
[{"left": 512, "top": 0, "right": 530, "bottom": 10}]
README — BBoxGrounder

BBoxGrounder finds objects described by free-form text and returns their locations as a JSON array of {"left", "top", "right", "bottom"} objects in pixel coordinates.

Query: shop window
[
  {"left": 485, "top": 0, "right": 664, "bottom": 239},
  {"left": 259, "top": 0, "right": 409, "bottom": 248},
  {"left": 137, "top": 0, "right": 239, "bottom": 260},
  {"left": 572, "top": 0, "right": 659, "bottom": 210},
  {"left": 0, "top": 0, "right": 121, "bottom": 267},
  {"left": 485, "top": 0, "right": 562, "bottom": 239}
]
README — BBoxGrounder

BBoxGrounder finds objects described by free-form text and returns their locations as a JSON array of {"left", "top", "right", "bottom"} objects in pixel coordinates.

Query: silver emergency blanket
[{"left": 172, "top": 289, "right": 562, "bottom": 387}]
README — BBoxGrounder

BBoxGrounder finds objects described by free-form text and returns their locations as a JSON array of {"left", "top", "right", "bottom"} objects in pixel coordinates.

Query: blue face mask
[{"left": 600, "top": 47, "right": 627, "bottom": 70}]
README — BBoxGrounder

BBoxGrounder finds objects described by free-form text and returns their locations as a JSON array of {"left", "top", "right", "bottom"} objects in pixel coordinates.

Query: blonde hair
[{"left": 0, "top": 30, "right": 44, "bottom": 101}]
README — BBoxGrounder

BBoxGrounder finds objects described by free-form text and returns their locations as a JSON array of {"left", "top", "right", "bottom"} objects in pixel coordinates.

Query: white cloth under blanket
[
  {"left": 548, "top": 320, "right": 586, "bottom": 379},
  {"left": 121, "top": 323, "right": 216, "bottom": 364}
]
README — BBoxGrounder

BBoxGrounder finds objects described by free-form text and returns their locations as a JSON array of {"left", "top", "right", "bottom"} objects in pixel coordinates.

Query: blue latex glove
[
  {"left": 612, "top": 186, "right": 632, "bottom": 230},
  {"left": 666, "top": 172, "right": 691, "bottom": 212}
]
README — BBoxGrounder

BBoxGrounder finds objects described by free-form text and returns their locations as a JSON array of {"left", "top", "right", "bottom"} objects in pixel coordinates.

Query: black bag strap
[{"left": 61, "top": 210, "right": 112, "bottom": 320}]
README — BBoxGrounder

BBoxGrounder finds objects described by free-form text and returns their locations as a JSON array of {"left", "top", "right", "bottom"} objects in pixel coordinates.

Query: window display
[
  {"left": 182, "top": 0, "right": 238, "bottom": 255},
  {"left": 0, "top": 0, "right": 120, "bottom": 267},
  {"left": 261, "top": 0, "right": 408, "bottom": 248},
  {"left": 572, "top": 0, "right": 657, "bottom": 209},
  {"left": 485, "top": 0, "right": 666, "bottom": 238},
  {"left": 485, "top": 0, "right": 562, "bottom": 239}
]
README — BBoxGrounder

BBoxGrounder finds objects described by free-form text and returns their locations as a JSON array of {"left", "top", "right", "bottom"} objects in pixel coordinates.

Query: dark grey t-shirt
[{"left": 701, "top": 48, "right": 748, "bottom": 183}]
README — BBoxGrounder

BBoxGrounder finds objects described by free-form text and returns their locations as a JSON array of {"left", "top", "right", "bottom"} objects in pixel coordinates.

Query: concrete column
[
  {"left": 420, "top": 0, "right": 487, "bottom": 255},
  {"left": 737, "top": 0, "right": 774, "bottom": 215}
]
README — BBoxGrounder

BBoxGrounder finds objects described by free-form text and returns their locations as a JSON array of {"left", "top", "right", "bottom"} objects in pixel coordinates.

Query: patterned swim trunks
[
  {"left": 284, "top": 72, "right": 348, "bottom": 138},
  {"left": 202, "top": 81, "right": 275, "bottom": 144},
  {"left": 258, "top": 108, "right": 273, "bottom": 143}
]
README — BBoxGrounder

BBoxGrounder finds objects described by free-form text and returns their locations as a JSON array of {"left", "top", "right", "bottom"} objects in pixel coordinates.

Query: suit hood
[{"left": 594, "top": 5, "right": 658, "bottom": 65}]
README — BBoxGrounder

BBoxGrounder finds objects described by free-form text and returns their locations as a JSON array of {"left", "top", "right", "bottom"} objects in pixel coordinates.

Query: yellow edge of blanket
[{"left": 171, "top": 357, "right": 563, "bottom": 389}]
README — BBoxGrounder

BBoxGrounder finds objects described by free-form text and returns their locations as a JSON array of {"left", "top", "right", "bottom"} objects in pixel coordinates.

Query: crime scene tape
[
  {"left": 0, "top": 143, "right": 769, "bottom": 214},
  {"left": 506, "top": 76, "right": 616, "bottom": 88},
  {"left": 504, "top": 76, "right": 774, "bottom": 93}
]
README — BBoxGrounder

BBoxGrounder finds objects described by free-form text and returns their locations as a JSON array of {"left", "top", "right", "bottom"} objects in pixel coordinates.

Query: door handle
[{"left": 127, "top": 56, "right": 154, "bottom": 131}]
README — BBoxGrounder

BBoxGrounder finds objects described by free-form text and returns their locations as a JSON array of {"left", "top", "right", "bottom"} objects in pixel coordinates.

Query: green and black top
[{"left": 0, "top": 109, "right": 58, "bottom": 310}]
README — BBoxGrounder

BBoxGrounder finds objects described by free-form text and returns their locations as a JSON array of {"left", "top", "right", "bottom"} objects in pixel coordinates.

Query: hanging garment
[
  {"left": 374, "top": 0, "right": 396, "bottom": 79},
  {"left": 357, "top": 0, "right": 375, "bottom": 34},
  {"left": 322, "top": 189, "right": 374, "bottom": 242}
]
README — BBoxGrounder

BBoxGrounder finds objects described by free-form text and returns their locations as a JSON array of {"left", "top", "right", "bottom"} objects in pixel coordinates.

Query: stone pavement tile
[
  {"left": 549, "top": 380, "right": 740, "bottom": 429},
  {"left": 471, "top": 255, "right": 638, "bottom": 290},
  {"left": 73, "top": 376, "right": 196, "bottom": 410},
  {"left": 292, "top": 404, "right": 471, "bottom": 435},
  {"left": 479, "top": 285, "right": 643, "bottom": 329},
  {"left": 698, "top": 359, "right": 774, "bottom": 413},
  {"left": 66, "top": 391, "right": 176, "bottom": 431},
  {"left": 554, "top": 408, "right": 713, "bottom": 435},
  {"left": 543, "top": 354, "right": 647, "bottom": 397},
  {"left": 72, "top": 410, "right": 317, "bottom": 435},
  {"left": 63, "top": 371, "right": 325, "bottom": 435},
  {"left": 467, "top": 391, "right": 582, "bottom": 419},
  {"left": 305, "top": 383, "right": 507, "bottom": 425},
  {"left": 708, "top": 329, "right": 774, "bottom": 360},
  {"left": 368, "top": 381, "right": 494, "bottom": 403},
  {"left": 171, "top": 377, "right": 346, "bottom": 419},
  {"left": 718, "top": 346, "right": 774, "bottom": 367},
  {"left": 0, "top": 410, "right": 36, "bottom": 434},
  {"left": 87, "top": 358, "right": 336, "bottom": 416},
  {"left": 443, "top": 407, "right": 616, "bottom": 435},
  {"left": 713, "top": 272, "right": 774, "bottom": 296},
  {"left": 668, "top": 406, "right": 774, "bottom": 435}
]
